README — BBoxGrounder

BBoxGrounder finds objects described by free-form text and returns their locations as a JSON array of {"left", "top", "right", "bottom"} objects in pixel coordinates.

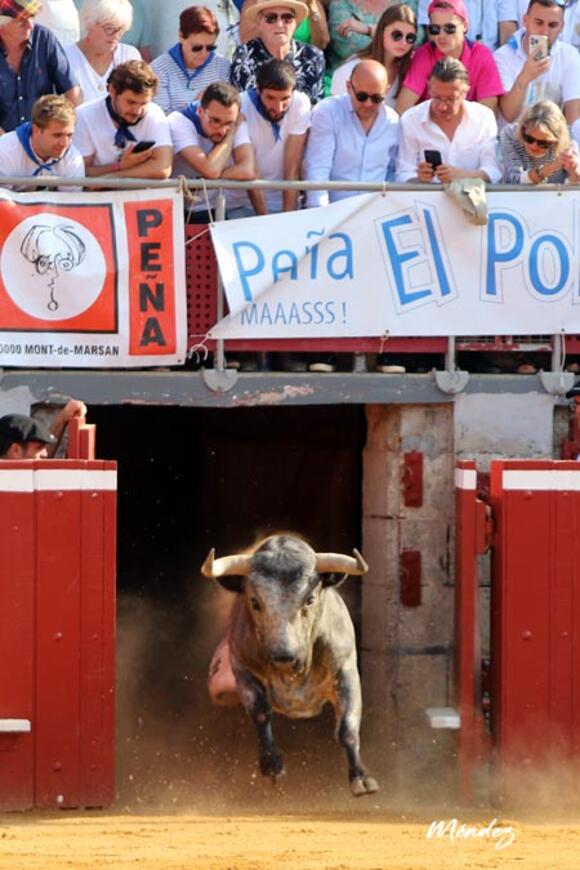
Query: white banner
[
  {"left": 0, "top": 188, "right": 186, "bottom": 367},
  {"left": 209, "top": 190, "right": 580, "bottom": 338}
]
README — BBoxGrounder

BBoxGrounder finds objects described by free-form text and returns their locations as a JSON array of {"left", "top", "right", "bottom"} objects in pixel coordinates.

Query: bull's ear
[
  {"left": 216, "top": 576, "right": 245, "bottom": 593},
  {"left": 320, "top": 572, "right": 348, "bottom": 588}
]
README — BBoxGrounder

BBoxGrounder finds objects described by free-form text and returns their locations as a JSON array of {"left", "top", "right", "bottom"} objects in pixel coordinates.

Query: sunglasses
[
  {"left": 389, "top": 29, "right": 417, "bottom": 44},
  {"left": 262, "top": 12, "right": 296, "bottom": 23},
  {"left": 189, "top": 43, "right": 217, "bottom": 52},
  {"left": 522, "top": 130, "right": 555, "bottom": 149},
  {"left": 428, "top": 23, "right": 459, "bottom": 35},
  {"left": 351, "top": 89, "right": 384, "bottom": 104}
]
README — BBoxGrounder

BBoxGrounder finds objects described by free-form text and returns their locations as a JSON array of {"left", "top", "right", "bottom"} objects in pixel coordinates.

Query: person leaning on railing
[{"left": 500, "top": 99, "right": 580, "bottom": 184}]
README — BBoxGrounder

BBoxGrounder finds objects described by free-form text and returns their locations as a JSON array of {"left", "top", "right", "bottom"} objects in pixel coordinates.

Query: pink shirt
[{"left": 402, "top": 39, "right": 504, "bottom": 102}]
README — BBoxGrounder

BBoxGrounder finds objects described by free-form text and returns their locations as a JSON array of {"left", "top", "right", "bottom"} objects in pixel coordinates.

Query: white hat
[{"left": 244, "top": 0, "right": 309, "bottom": 26}]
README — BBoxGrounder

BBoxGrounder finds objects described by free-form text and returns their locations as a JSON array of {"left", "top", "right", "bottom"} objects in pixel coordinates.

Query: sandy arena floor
[{"left": 2, "top": 807, "right": 580, "bottom": 870}]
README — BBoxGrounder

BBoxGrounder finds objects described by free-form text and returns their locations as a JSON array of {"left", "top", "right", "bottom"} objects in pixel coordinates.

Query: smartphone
[
  {"left": 424, "top": 149, "right": 442, "bottom": 169},
  {"left": 132, "top": 140, "right": 156, "bottom": 153},
  {"left": 528, "top": 34, "right": 549, "bottom": 60}
]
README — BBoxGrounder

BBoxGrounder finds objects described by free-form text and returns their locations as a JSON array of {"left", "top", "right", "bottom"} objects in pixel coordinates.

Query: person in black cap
[{"left": 0, "top": 399, "right": 87, "bottom": 460}]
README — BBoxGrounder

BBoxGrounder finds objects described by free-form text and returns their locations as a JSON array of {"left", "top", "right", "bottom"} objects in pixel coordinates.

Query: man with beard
[
  {"left": 168, "top": 80, "right": 254, "bottom": 221},
  {"left": 73, "top": 59, "right": 173, "bottom": 179},
  {"left": 234, "top": 59, "right": 309, "bottom": 215},
  {"left": 0, "top": 94, "right": 84, "bottom": 188}
]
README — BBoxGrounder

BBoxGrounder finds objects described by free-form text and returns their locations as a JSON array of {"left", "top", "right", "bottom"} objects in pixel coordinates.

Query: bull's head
[{"left": 202, "top": 535, "right": 368, "bottom": 674}]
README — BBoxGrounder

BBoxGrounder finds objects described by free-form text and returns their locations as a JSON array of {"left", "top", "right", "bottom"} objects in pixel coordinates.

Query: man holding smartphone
[
  {"left": 74, "top": 60, "right": 173, "bottom": 179},
  {"left": 396, "top": 57, "right": 501, "bottom": 183},
  {"left": 495, "top": 0, "right": 580, "bottom": 133}
]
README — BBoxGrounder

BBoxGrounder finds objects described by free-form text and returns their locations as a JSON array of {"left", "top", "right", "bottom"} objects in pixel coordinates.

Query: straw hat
[{"left": 244, "top": 0, "right": 309, "bottom": 27}]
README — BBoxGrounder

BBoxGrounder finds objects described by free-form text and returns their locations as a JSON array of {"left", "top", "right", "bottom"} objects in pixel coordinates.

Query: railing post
[{"left": 202, "top": 188, "right": 240, "bottom": 392}]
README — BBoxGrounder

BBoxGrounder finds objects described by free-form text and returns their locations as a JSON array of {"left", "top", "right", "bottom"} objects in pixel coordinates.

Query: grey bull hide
[{"left": 202, "top": 534, "right": 379, "bottom": 797}]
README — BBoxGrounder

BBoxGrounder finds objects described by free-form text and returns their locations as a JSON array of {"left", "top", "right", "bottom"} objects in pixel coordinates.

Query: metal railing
[{"left": 1, "top": 177, "right": 578, "bottom": 394}]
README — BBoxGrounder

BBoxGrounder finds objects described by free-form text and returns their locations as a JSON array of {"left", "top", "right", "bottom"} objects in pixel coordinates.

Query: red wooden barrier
[
  {"left": 490, "top": 460, "right": 580, "bottom": 798},
  {"left": 0, "top": 460, "right": 116, "bottom": 810},
  {"left": 453, "top": 461, "right": 489, "bottom": 801}
]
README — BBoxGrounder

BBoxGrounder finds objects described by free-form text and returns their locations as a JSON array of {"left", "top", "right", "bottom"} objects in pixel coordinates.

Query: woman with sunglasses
[
  {"left": 331, "top": 4, "right": 417, "bottom": 106},
  {"left": 501, "top": 99, "right": 580, "bottom": 183},
  {"left": 150, "top": 6, "right": 231, "bottom": 113},
  {"left": 240, "top": 0, "right": 330, "bottom": 50},
  {"left": 396, "top": 0, "right": 503, "bottom": 114},
  {"left": 65, "top": 0, "right": 140, "bottom": 104}
]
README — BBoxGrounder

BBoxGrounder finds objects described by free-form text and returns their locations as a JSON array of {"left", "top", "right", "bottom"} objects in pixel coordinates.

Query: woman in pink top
[{"left": 396, "top": 0, "right": 503, "bottom": 114}]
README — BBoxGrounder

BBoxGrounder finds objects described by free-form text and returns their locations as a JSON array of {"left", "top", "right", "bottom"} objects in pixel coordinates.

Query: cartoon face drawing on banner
[{"left": 0, "top": 213, "right": 107, "bottom": 320}]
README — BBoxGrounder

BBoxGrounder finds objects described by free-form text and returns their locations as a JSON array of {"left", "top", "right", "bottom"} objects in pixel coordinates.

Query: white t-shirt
[
  {"left": 36, "top": 0, "right": 80, "bottom": 46},
  {"left": 494, "top": 28, "right": 580, "bottom": 109},
  {"left": 66, "top": 42, "right": 141, "bottom": 104},
  {"left": 168, "top": 109, "right": 250, "bottom": 209},
  {"left": 0, "top": 128, "right": 85, "bottom": 188},
  {"left": 74, "top": 97, "right": 173, "bottom": 165},
  {"left": 330, "top": 58, "right": 399, "bottom": 108},
  {"left": 234, "top": 89, "right": 310, "bottom": 212}
]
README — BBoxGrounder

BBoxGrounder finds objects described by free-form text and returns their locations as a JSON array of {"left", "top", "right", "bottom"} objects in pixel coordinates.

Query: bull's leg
[
  {"left": 236, "top": 670, "right": 285, "bottom": 781},
  {"left": 335, "top": 664, "right": 379, "bottom": 797}
]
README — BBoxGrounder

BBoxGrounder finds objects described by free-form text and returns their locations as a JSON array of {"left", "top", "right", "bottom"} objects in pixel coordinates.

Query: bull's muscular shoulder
[{"left": 317, "top": 588, "right": 357, "bottom": 652}]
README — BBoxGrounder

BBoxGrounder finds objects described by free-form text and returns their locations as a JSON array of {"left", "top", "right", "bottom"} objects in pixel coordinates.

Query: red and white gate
[
  {"left": 454, "top": 459, "right": 580, "bottom": 801},
  {"left": 0, "top": 425, "right": 116, "bottom": 810}
]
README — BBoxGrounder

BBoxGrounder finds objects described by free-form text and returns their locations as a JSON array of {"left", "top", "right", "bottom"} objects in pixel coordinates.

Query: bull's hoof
[
  {"left": 350, "top": 775, "right": 379, "bottom": 797},
  {"left": 259, "top": 751, "right": 286, "bottom": 780}
]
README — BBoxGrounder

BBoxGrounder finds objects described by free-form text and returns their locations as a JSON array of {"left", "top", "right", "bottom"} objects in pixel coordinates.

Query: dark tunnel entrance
[{"left": 88, "top": 404, "right": 369, "bottom": 808}]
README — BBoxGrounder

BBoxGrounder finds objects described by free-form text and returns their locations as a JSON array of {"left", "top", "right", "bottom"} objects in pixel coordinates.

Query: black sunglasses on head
[
  {"left": 390, "top": 29, "right": 417, "bottom": 44},
  {"left": 428, "top": 23, "right": 459, "bottom": 35}
]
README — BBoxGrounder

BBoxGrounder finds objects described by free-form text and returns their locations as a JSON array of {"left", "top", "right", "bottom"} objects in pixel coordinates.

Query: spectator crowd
[{"left": 1, "top": 0, "right": 580, "bottom": 371}]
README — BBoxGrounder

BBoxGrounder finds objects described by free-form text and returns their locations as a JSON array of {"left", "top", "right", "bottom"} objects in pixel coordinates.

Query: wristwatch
[{"left": 535, "top": 162, "right": 547, "bottom": 182}]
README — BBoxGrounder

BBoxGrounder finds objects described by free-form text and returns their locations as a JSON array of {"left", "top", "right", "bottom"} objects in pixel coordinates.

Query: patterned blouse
[
  {"left": 500, "top": 122, "right": 573, "bottom": 184},
  {"left": 230, "top": 38, "right": 325, "bottom": 104}
]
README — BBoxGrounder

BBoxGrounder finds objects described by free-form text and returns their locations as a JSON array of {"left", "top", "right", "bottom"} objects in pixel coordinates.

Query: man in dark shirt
[
  {"left": 230, "top": 0, "right": 325, "bottom": 104},
  {"left": 0, "top": 0, "right": 80, "bottom": 134}
]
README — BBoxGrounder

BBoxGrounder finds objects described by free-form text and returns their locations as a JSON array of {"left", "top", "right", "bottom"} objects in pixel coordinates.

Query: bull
[{"left": 202, "top": 534, "right": 379, "bottom": 797}]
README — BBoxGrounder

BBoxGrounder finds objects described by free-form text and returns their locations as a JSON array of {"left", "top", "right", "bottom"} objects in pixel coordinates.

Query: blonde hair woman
[{"left": 501, "top": 100, "right": 580, "bottom": 184}]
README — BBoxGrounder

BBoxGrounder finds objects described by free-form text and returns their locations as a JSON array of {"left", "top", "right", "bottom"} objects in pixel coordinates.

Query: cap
[
  {"left": 427, "top": 0, "right": 469, "bottom": 25},
  {"left": 0, "top": 0, "right": 41, "bottom": 19},
  {"left": 244, "top": 0, "right": 309, "bottom": 26},
  {"left": 0, "top": 414, "right": 56, "bottom": 447}
]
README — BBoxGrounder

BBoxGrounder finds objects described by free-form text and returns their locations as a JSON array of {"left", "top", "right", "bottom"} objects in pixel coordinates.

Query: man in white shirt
[
  {"left": 238, "top": 58, "right": 310, "bottom": 215},
  {"left": 304, "top": 59, "right": 399, "bottom": 208},
  {"left": 0, "top": 93, "right": 84, "bottom": 188},
  {"left": 495, "top": 0, "right": 580, "bottom": 131},
  {"left": 396, "top": 57, "right": 501, "bottom": 183},
  {"left": 517, "top": 0, "right": 580, "bottom": 48},
  {"left": 73, "top": 59, "right": 173, "bottom": 179},
  {"left": 168, "top": 81, "right": 254, "bottom": 220}
]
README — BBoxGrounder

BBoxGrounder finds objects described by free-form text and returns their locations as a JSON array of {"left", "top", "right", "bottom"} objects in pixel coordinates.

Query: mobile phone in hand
[
  {"left": 528, "top": 34, "right": 549, "bottom": 59},
  {"left": 424, "top": 149, "right": 442, "bottom": 169},
  {"left": 132, "top": 140, "right": 155, "bottom": 153}
]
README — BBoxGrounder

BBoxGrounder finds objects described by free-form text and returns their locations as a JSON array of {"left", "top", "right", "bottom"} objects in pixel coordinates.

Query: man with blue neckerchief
[
  {"left": 0, "top": 94, "right": 84, "bottom": 189},
  {"left": 168, "top": 80, "right": 254, "bottom": 222}
]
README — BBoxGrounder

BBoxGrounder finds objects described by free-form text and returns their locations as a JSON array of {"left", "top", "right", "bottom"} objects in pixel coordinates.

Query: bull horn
[
  {"left": 201, "top": 548, "right": 253, "bottom": 578},
  {"left": 315, "top": 549, "right": 368, "bottom": 576}
]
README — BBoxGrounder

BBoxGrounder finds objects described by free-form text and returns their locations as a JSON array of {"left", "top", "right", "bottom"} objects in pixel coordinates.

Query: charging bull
[{"left": 202, "top": 534, "right": 378, "bottom": 796}]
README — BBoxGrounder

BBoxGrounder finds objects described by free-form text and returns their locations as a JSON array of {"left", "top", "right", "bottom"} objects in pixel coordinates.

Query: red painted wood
[
  {"left": 34, "top": 461, "right": 83, "bottom": 808},
  {"left": 79, "top": 461, "right": 116, "bottom": 807},
  {"left": 490, "top": 460, "right": 580, "bottom": 799},
  {"left": 0, "top": 465, "right": 35, "bottom": 810}
]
